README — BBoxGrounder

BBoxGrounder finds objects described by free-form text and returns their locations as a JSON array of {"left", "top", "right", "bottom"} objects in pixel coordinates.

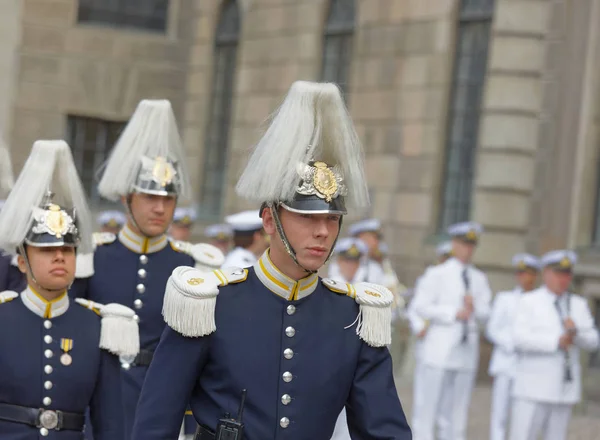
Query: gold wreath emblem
[
  {"left": 559, "top": 257, "right": 571, "bottom": 268},
  {"left": 187, "top": 278, "right": 204, "bottom": 286},
  {"left": 365, "top": 290, "right": 382, "bottom": 298},
  {"left": 347, "top": 245, "right": 360, "bottom": 258},
  {"left": 46, "top": 204, "right": 66, "bottom": 238},
  {"left": 312, "top": 162, "right": 338, "bottom": 202},
  {"left": 152, "top": 157, "right": 174, "bottom": 188},
  {"left": 465, "top": 230, "right": 477, "bottom": 240}
]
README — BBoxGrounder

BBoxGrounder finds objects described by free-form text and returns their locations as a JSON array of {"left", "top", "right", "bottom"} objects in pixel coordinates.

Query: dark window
[
  {"left": 438, "top": 0, "right": 495, "bottom": 229},
  {"left": 321, "top": 0, "right": 356, "bottom": 95},
  {"left": 66, "top": 116, "right": 125, "bottom": 205},
  {"left": 199, "top": 0, "right": 240, "bottom": 218},
  {"left": 77, "top": 0, "right": 169, "bottom": 32}
]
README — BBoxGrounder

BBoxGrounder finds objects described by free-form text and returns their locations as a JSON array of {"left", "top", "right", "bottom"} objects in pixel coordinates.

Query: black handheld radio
[{"left": 215, "top": 389, "right": 247, "bottom": 440}]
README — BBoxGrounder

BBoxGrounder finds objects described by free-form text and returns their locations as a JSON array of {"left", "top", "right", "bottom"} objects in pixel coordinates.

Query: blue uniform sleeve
[
  {"left": 69, "top": 277, "right": 89, "bottom": 299},
  {"left": 346, "top": 344, "right": 412, "bottom": 439},
  {"left": 90, "top": 351, "right": 125, "bottom": 440},
  {"left": 131, "top": 326, "right": 210, "bottom": 440}
]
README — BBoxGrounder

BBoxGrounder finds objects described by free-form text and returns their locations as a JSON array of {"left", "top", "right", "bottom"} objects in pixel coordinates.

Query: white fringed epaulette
[
  {"left": 75, "top": 252, "right": 95, "bottom": 279},
  {"left": 75, "top": 298, "right": 140, "bottom": 357},
  {"left": 170, "top": 240, "right": 226, "bottom": 272},
  {"left": 93, "top": 232, "right": 116, "bottom": 247},
  {"left": 0, "top": 291, "right": 18, "bottom": 304},
  {"left": 322, "top": 278, "right": 394, "bottom": 347},
  {"left": 163, "top": 266, "right": 248, "bottom": 338}
]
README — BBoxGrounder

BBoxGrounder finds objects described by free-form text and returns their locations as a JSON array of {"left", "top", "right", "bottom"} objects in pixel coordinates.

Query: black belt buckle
[{"left": 36, "top": 409, "right": 64, "bottom": 431}]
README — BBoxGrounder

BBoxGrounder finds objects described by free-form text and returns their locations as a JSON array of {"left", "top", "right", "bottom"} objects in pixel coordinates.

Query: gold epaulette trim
[
  {"left": 170, "top": 239, "right": 191, "bottom": 254},
  {"left": 0, "top": 291, "right": 18, "bottom": 304},
  {"left": 321, "top": 278, "right": 357, "bottom": 299},
  {"left": 212, "top": 268, "right": 248, "bottom": 286},
  {"left": 75, "top": 298, "right": 102, "bottom": 316}
]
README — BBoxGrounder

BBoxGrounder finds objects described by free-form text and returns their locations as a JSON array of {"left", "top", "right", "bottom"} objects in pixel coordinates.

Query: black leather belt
[
  {"left": 133, "top": 349, "right": 154, "bottom": 367},
  {"left": 0, "top": 402, "right": 85, "bottom": 431},
  {"left": 195, "top": 424, "right": 216, "bottom": 440}
]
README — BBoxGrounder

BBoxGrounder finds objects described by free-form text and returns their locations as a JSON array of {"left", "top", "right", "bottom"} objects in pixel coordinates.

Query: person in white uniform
[
  {"left": 510, "top": 250, "right": 599, "bottom": 440},
  {"left": 327, "top": 237, "right": 370, "bottom": 440},
  {"left": 486, "top": 253, "right": 540, "bottom": 440},
  {"left": 203, "top": 223, "right": 233, "bottom": 255},
  {"left": 411, "top": 221, "right": 492, "bottom": 440},
  {"left": 406, "top": 240, "right": 453, "bottom": 440},
  {"left": 327, "top": 237, "right": 373, "bottom": 283},
  {"left": 345, "top": 218, "right": 385, "bottom": 283},
  {"left": 169, "top": 206, "right": 197, "bottom": 242},
  {"left": 222, "top": 210, "right": 269, "bottom": 268},
  {"left": 375, "top": 242, "right": 408, "bottom": 318}
]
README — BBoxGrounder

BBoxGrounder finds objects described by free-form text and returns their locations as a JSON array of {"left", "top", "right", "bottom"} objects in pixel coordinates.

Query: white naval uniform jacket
[
  {"left": 406, "top": 267, "right": 434, "bottom": 361},
  {"left": 512, "top": 286, "right": 599, "bottom": 405},
  {"left": 412, "top": 258, "right": 492, "bottom": 371},
  {"left": 486, "top": 287, "right": 523, "bottom": 377},
  {"left": 327, "top": 258, "right": 385, "bottom": 284},
  {"left": 222, "top": 247, "right": 257, "bottom": 269}
]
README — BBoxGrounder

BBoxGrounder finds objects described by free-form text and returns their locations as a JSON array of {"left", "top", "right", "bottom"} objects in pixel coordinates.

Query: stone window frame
[
  {"left": 198, "top": 0, "right": 241, "bottom": 219},
  {"left": 76, "top": 0, "right": 172, "bottom": 34},
  {"left": 438, "top": 0, "right": 495, "bottom": 230},
  {"left": 320, "top": 0, "right": 356, "bottom": 96},
  {"left": 66, "top": 115, "right": 126, "bottom": 207}
]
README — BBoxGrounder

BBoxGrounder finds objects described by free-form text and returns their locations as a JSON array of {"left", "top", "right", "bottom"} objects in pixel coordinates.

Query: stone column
[
  {"left": 473, "top": 0, "right": 552, "bottom": 290},
  {"left": 0, "top": 0, "right": 23, "bottom": 135}
]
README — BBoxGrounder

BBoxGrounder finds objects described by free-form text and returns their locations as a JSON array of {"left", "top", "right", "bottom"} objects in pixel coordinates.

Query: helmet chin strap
[
  {"left": 268, "top": 203, "right": 343, "bottom": 275},
  {"left": 18, "top": 244, "right": 72, "bottom": 293}
]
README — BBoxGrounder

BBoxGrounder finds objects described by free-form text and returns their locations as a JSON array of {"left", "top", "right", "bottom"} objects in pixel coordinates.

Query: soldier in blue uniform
[
  {"left": 0, "top": 139, "right": 139, "bottom": 439},
  {"left": 69, "top": 100, "right": 224, "bottom": 440},
  {"left": 132, "top": 81, "right": 412, "bottom": 440},
  {"left": 0, "top": 137, "right": 26, "bottom": 292}
]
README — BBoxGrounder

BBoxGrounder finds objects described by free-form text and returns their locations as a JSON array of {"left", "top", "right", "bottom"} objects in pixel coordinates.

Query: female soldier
[{"left": 0, "top": 140, "right": 139, "bottom": 439}]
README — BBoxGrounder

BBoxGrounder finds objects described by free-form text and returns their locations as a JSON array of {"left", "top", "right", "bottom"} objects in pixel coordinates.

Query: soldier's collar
[
  {"left": 254, "top": 250, "right": 319, "bottom": 301},
  {"left": 21, "top": 285, "right": 69, "bottom": 319},
  {"left": 118, "top": 223, "right": 168, "bottom": 254}
]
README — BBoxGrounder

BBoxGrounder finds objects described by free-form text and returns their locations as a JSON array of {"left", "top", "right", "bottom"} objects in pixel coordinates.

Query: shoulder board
[
  {"left": 75, "top": 298, "right": 102, "bottom": 316},
  {"left": 170, "top": 239, "right": 192, "bottom": 254},
  {"left": 211, "top": 267, "right": 248, "bottom": 286},
  {"left": 0, "top": 291, "right": 18, "bottom": 304},
  {"left": 170, "top": 240, "right": 225, "bottom": 271},
  {"left": 321, "top": 278, "right": 357, "bottom": 298},
  {"left": 93, "top": 232, "right": 116, "bottom": 246}
]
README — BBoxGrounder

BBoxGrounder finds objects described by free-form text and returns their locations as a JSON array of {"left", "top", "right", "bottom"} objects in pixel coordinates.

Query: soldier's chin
[
  {"left": 298, "top": 255, "right": 326, "bottom": 272},
  {"left": 143, "top": 223, "right": 168, "bottom": 237},
  {"left": 41, "top": 277, "right": 71, "bottom": 292}
]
